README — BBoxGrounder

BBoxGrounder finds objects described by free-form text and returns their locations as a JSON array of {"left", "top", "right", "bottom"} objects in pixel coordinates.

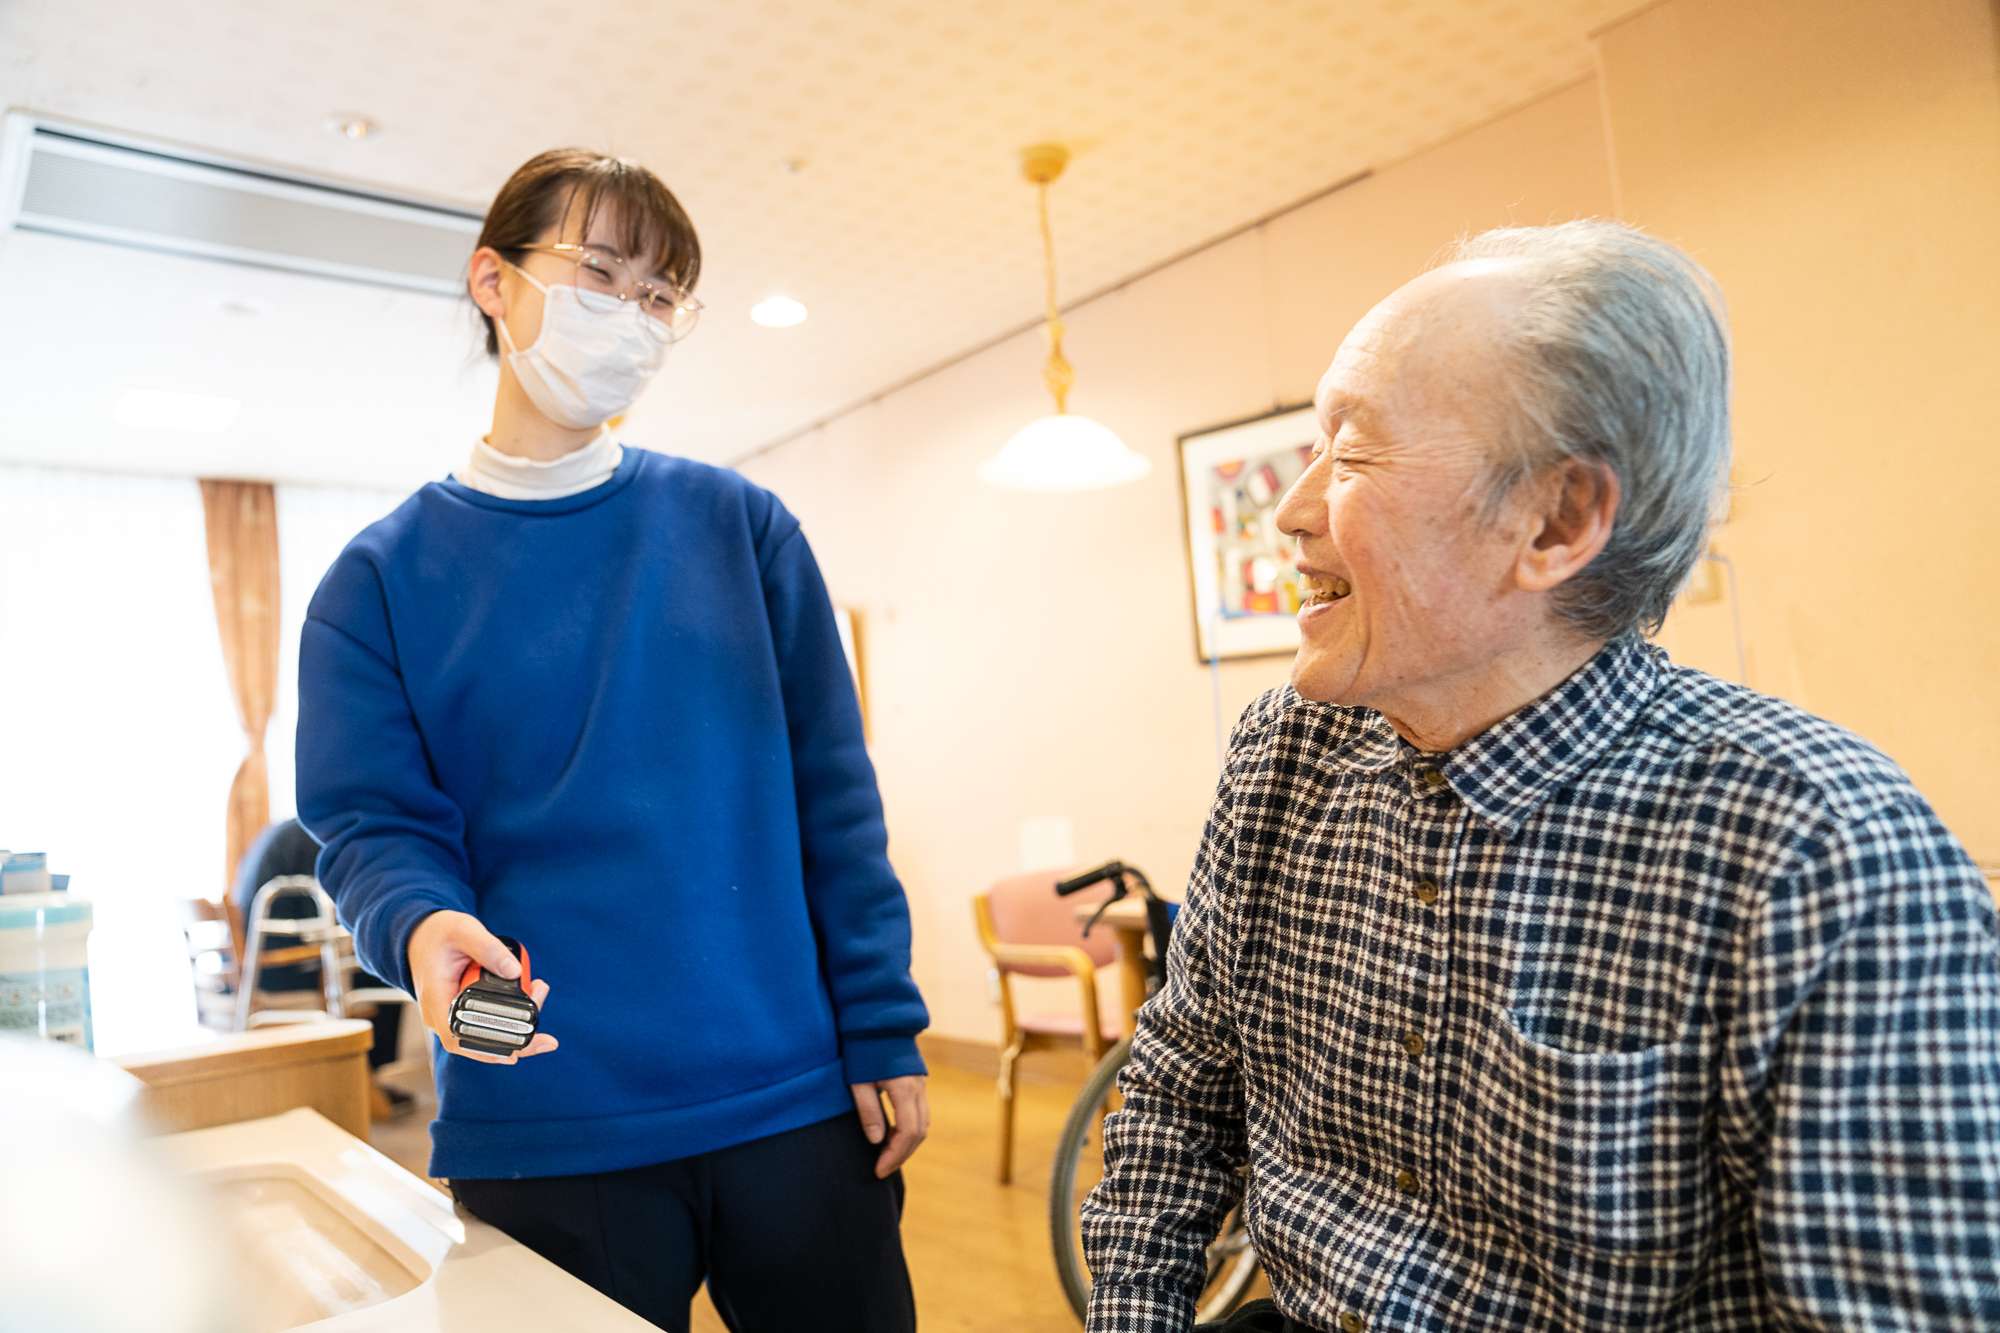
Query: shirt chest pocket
[{"left": 1470, "top": 1007, "right": 1719, "bottom": 1263}]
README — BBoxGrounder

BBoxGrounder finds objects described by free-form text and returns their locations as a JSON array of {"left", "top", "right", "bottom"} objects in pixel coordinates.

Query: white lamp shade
[{"left": 977, "top": 413, "right": 1152, "bottom": 491}]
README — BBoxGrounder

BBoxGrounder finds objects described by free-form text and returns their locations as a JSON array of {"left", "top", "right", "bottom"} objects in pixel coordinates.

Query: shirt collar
[
  {"left": 1439, "top": 635, "right": 1662, "bottom": 837},
  {"left": 1312, "top": 703, "right": 1405, "bottom": 774},
  {"left": 456, "top": 430, "right": 623, "bottom": 501},
  {"left": 1312, "top": 636, "right": 1663, "bottom": 837}
]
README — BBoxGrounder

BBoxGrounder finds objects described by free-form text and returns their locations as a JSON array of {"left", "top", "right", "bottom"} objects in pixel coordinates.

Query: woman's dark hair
[{"left": 472, "top": 148, "right": 701, "bottom": 356}]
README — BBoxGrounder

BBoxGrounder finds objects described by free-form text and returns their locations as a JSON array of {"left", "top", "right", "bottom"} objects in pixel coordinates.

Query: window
[{"left": 0, "top": 463, "right": 402, "bottom": 1055}]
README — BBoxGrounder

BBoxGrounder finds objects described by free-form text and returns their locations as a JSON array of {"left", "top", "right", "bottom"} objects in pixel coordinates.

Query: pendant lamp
[{"left": 977, "top": 144, "right": 1152, "bottom": 492}]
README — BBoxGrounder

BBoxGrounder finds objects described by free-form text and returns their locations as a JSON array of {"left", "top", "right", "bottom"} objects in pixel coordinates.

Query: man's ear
[
  {"left": 1516, "top": 459, "right": 1619, "bottom": 593},
  {"left": 467, "top": 247, "right": 507, "bottom": 321}
]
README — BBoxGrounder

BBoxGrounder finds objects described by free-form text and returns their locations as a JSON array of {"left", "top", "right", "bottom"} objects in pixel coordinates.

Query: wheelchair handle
[
  {"left": 1055, "top": 860, "right": 1155, "bottom": 899},
  {"left": 1056, "top": 860, "right": 1170, "bottom": 992}
]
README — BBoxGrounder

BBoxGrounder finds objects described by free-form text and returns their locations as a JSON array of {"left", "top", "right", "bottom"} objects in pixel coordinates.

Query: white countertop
[{"left": 157, "top": 1108, "right": 657, "bottom": 1332}]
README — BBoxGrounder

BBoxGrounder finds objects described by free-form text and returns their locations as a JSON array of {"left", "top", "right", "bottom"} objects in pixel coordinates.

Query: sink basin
[
  {"left": 157, "top": 1108, "right": 657, "bottom": 1332},
  {"left": 210, "top": 1166, "right": 426, "bottom": 1331}
]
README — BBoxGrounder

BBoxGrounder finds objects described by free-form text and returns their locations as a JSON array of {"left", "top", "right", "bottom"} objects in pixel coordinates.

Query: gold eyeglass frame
[{"left": 517, "top": 243, "right": 703, "bottom": 342}]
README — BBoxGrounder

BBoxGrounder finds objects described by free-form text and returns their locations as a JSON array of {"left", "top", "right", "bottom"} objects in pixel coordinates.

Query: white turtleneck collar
[{"left": 456, "top": 431, "right": 623, "bottom": 501}]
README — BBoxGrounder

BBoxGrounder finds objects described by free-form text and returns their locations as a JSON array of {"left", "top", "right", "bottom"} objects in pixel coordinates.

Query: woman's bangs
[{"left": 574, "top": 176, "right": 688, "bottom": 292}]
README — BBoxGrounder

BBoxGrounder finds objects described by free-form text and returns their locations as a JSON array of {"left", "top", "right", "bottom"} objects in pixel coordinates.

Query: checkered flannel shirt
[{"left": 1083, "top": 636, "right": 2000, "bottom": 1332}]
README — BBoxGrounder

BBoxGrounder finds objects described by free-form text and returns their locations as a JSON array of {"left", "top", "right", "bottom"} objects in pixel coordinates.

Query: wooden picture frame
[{"left": 1176, "top": 404, "right": 1319, "bottom": 663}]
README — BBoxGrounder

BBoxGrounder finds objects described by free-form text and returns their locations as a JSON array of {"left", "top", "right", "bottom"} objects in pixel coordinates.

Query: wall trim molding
[{"left": 918, "top": 1032, "right": 1097, "bottom": 1087}]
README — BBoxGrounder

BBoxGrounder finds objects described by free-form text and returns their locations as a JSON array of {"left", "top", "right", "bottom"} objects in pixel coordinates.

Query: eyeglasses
[{"left": 518, "top": 243, "right": 702, "bottom": 343}]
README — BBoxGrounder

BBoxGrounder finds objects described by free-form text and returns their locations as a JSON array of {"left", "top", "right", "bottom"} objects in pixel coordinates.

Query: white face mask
[{"left": 495, "top": 264, "right": 671, "bottom": 429}]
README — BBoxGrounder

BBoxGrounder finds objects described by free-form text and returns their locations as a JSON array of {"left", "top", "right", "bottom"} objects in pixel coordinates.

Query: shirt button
[
  {"left": 1340, "top": 1314, "right": 1365, "bottom": 1333},
  {"left": 1415, "top": 879, "right": 1439, "bottom": 904},
  {"left": 1396, "top": 1168, "right": 1420, "bottom": 1194},
  {"left": 1403, "top": 1032, "right": 1425, "bottom": 1058},
  {"left": 1419, "top": 768, "right": 1447, "bottom": 788}
]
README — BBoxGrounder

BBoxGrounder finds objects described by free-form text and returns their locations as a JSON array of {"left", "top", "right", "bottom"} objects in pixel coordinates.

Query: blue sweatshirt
[{"left": 296, "top": 447, "right": 928, "bottom": 1179}]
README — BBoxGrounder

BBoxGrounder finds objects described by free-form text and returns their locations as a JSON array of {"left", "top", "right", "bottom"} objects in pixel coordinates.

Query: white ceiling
[{"left": 0, "top": 0, "right": 1639, "bottom": 489}]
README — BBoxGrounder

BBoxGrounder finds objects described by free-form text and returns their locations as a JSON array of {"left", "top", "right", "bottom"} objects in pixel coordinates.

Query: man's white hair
[{"left": 1446, "top": 220, "right": 1732, "bottom": 641}]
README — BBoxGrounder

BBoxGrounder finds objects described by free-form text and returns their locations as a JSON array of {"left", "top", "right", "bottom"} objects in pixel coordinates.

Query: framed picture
[{"left": 1177, "top": 404, "right": 1319, "bottom": 663}]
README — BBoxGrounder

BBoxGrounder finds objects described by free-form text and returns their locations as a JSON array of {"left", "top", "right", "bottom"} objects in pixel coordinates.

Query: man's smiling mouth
[{"left": 1301, "top": 573, "right": 1352, "bottom": 607}]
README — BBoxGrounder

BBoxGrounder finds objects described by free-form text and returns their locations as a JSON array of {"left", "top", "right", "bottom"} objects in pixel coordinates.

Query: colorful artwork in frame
[{"left": 1177, "top": 404, "right": 1319, "bottom": 663}]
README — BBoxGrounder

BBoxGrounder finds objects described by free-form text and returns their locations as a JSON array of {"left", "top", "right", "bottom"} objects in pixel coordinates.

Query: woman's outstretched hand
[
  {"left": 851, "top": 1074, "right": 929, "bottom": 1178},
  {"left": 408, "top": 909, "right": 557, "bottom": 1065}
]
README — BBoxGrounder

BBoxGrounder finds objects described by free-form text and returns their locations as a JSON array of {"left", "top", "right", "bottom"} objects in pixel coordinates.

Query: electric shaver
[{"left": 448, "top": 935, "right": 540, "bottom": 1056}]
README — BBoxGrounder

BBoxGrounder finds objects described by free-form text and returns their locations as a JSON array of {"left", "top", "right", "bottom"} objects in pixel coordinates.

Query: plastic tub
[
  {"left": 0, "top": 891, "right": 94, "bottom": 1050},
  {"left": 2, "top": 852, "right": 52, "bottom": 894}
]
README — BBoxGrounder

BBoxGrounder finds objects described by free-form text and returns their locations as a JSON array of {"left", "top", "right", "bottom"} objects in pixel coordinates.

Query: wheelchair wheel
[{"left": 1050, "top": 1038, "right": 1261, "bottom": 1323}]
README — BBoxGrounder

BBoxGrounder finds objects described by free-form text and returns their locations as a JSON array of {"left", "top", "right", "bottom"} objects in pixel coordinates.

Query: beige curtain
[{"left": 200, "top": 479, "right": 280, "bottom": 896}]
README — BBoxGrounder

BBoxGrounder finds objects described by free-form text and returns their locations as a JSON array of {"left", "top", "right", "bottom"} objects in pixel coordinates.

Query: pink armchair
[{"left": 972, "top": 870, "right": 1122, "bottom": 1183}]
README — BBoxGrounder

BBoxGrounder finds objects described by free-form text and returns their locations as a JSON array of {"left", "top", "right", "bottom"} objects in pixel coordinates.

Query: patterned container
[{"left": 0, "top": 891, "right": 94, "bottom": 1050}]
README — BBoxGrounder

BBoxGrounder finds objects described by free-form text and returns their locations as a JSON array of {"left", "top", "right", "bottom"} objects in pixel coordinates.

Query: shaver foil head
[{"left": 448, "top": 935, "right": 540, "bottom": 1056}]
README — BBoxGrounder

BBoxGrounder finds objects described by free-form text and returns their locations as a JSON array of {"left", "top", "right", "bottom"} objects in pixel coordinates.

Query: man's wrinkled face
[{"left": 1276, "top": 264, "right": 1536, "bottom": 715}]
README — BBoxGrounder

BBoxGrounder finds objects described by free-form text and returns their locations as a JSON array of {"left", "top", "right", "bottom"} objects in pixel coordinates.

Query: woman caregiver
[{"left": 296, "top": 148, "right": 929, "bottom": 1333}]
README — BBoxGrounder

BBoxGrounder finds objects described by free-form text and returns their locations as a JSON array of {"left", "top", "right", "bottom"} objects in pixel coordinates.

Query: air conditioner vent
[{"left": 2, "top": 115, "right": 483, "bottom": 295}]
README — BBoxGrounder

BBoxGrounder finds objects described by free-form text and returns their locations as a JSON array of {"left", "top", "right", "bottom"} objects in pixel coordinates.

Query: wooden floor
[
  {"left": 372, "top": 1057, "right": 1109, "bottom": 1331},
  {"left": 867, "top": 1065, "right": 1092, "bottom": 1333}
]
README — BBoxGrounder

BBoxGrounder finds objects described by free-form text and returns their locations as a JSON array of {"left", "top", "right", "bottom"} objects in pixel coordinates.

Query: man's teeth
[{"left": 1303, "top": 575, "right": 1352, "bottom": 605}]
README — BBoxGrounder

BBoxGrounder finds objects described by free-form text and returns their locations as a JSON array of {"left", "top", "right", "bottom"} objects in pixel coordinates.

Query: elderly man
[{"left": 1082, "top": 220, "right": 2000, "bottom": 1332}]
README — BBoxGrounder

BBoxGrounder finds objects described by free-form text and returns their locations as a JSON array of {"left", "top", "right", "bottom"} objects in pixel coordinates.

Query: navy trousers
[{"left": 450, "top": 1112, "right": 915, "bottom": 1333}]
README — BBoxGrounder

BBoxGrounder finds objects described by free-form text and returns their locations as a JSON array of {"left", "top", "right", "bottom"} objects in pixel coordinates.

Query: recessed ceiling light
[
  {"left": 324, "top": 114, "right": 381, "bottom": 142},
  {"left": 751, "top": 296, "right": 808, "bottom": 327},
  {"left": 113, "top": 389, "right": 241, "bottom": 433}
]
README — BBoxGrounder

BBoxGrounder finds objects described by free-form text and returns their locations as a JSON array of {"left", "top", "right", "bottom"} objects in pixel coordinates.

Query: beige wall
[
  {"left": 1600, "top": 0, "right": 2000, "bottom": 860},
  {"left": 742, "top": 81, "right": 1618, "bottom": 1044}
]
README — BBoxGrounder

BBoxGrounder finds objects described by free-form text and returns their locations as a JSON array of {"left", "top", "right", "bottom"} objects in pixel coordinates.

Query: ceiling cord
[{"left": 1036, "top": 180, "right": 1074, "bottom": 415}]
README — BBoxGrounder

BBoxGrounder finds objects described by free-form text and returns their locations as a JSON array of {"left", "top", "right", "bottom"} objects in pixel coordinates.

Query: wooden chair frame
[{"left": 973, "top": 892, "right": 1111, "bottom": 1184}]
